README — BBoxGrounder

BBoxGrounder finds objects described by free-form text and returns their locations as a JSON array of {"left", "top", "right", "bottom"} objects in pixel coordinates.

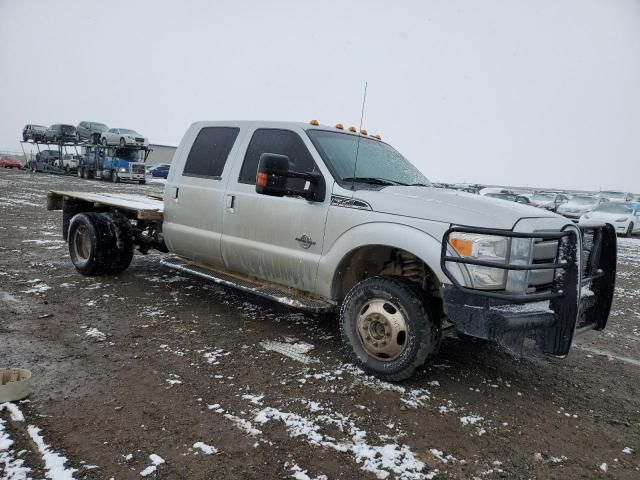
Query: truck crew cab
[{"left": 47, "top": 121, "right": 617, "bottom": 381}]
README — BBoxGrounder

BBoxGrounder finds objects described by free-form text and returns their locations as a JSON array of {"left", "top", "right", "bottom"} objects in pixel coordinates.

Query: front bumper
[{"left": 440, "top": 224, "right": 617, "bottom": 357}]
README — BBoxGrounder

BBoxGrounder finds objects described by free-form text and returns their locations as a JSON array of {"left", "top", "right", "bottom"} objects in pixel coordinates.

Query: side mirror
[{"left": 255, "top": 153, "right": 325, "bottom": 202}]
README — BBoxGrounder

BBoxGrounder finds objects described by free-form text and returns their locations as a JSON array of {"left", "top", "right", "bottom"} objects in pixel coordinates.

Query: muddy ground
[{"left": 1, "top": 168, "right": 639, "bottom": 479}]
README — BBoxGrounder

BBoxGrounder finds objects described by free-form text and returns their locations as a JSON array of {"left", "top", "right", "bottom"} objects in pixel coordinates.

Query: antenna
[{"left": 351, "top": 81, "right": 368, "bottom": 192}]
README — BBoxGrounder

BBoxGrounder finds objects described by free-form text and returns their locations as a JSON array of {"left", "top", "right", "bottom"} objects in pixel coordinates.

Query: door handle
[{"left": 225, "top": 194, "right": 235, "bottom": 212}]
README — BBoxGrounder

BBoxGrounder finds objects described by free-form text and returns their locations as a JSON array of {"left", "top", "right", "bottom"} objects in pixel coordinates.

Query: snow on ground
[
  {"left": 260, "top": 340, "right": 317, "bottom": 364},
  {"left": 84, "top": 327, "right": 106, "bottom": 341},
  {"left": 0, "top": 407, "right": 31, "bottom": 479},
  {"left": 28, "top": 425, "right": 77, "bottom": 480},
  {"left": 218, "top": 395, "right": 436, "bottom": 480},
  {"left": 192, "top": 441, "right": 219, "bottom": 454},
  {"left": 1, "top": 403, "right": 77, "bottom": 480},
  {"left": 289, "top": 462, "right": 328, "bottom": 480},
  {"left": 140, "top": 453, "right": 165, "bottom": 476}
]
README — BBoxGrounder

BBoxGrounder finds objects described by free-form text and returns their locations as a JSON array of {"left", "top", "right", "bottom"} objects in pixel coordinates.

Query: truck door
[
  {"left": 221, "top": 128, "right": 331, "bottom": 293},
  {"left": 163, "top": 126, "right": 243, "bottom": 268}
]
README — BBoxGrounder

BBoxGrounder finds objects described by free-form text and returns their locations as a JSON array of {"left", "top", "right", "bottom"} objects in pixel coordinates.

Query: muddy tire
[
  {"left": 340, "top": 276, "right": 441, "bottom": 381},
  {"left": 68, "top": 212, "right": 134, "bottom": 276}
]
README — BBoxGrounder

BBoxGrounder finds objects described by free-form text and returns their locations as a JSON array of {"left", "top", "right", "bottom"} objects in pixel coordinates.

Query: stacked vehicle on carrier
[{"left": 20, "top": 120, "right": 150, "bottom": 183}]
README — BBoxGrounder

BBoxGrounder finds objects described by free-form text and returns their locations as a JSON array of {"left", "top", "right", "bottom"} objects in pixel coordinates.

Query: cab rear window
[{"left": 183, "top": 127, "right": 239, "bottom": 178}]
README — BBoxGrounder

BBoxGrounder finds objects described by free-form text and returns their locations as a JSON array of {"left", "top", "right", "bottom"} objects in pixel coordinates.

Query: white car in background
[
  {"left": 580, "top": 202, "right": 640, "bottom": 237},
  {"left": 556, "top": 195, "right": 606, "bottom": 221},
  {"left": 101, "top": 128, "right": 149, "bottom": 148},
  {"left": 599, "top": 191, "right": 634, "bottom": 203}
]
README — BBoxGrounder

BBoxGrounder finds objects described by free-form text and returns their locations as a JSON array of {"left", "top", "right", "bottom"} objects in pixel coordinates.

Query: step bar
[{"left": 160, "top": 257, "right": 334, "bottom": 313}]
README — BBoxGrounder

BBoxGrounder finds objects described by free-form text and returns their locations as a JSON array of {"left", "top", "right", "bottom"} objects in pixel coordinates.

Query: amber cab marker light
[
  {"left": 373, "top": 134, "right": 382, "bottom": 140},
  {"left": 335, "top": 123, "right": 344, "bottom": 130},
  {"left": 309, "top": 119, "right": 320, "bottom": 126},
  {"left": 360, "top": 128, "right": 368, "bottom": 135},
  {"left": 348, "top": 126, "right": 357, "bottom": 132},
  {"left": 257, "top": 172, "right": 269, "bottom": 187},
  {"left": 450, "top": 238, "right": 473, "bottom": 257}
]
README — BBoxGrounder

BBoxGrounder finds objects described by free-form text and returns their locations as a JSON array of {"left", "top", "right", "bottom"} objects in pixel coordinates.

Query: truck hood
[{"left": 355, "top": 186, "right": 558, "bottom": 230}]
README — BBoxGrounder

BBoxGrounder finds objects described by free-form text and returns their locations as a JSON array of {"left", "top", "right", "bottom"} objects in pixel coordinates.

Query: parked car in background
[
  {"left": 0, "top": 156, "right": 23, "bottom": 168},
  {"left": 599, "top": 191, "right": 634, "bottom": 203},
  {"left": 529, "top": 192, "right": 569, "bottom": 211},
  {"left": 479, "top": 187, "right": 515, "bottom": 196},
  {"left": 148, "top": 163, "right": 170, "bottom": 178},
  {"left": 101, "top": 128, "right": 149, "bottom": 147},
  {"left": 22, "top": 124, "right": 47, "bottom": 142},
  {"left": 76, "top": 121, "right": 109, "bottom": 144},
  {"left": 44, "top": 124, "right": 77, "bottom": 143},
  {"left": 54, "top": 154, "right": 81, "bottom": 172},
  {"left": 580, "top": 202, "right": 640, "bottom": 236},
  {"left": 557, "top": 195, "right": 606, "bottom": 221},
  {"left": 484, "top": 192, "right": 532, "bottom": 205},
  {"left": 35, "top": 149, "right": 61, "bottom": 164}
]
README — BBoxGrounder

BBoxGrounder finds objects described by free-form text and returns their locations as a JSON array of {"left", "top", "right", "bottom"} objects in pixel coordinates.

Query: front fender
[{"left": 316, "top": 219, "right": 455, "bottom": 300}]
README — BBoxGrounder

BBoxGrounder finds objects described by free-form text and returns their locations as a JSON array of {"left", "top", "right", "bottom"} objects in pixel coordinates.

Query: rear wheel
[
  {"left": 340, "top": 276, "right": 441, "bottom": 381},
  {"left": 68, "top": 212, "right": 134, "bottom": 276},
  {"left": 102, "top": 169, "right": 112, "bottom": 182}
]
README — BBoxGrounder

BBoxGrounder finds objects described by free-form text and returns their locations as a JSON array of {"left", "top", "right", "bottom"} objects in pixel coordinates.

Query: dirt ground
[{"left": 1, "top": 168, "right": 639, "bottom": 480}]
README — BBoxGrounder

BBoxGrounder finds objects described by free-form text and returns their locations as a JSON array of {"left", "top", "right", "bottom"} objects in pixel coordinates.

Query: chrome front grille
[{"left": 131, "top": 163, "right": 145, "bottom": 174}]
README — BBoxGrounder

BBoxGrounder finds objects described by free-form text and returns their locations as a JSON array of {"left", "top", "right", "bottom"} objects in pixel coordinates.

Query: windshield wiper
[
  {"left": 342, "top": 177, "right": 408, "bottom": 186},
  {"left": 408, "top": 183, "right": 430, "bottom": 187}
]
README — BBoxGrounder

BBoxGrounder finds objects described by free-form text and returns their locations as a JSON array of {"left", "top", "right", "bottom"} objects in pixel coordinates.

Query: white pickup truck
[{"left": 47, "top": 120, "right": 617, "bottom": 381}]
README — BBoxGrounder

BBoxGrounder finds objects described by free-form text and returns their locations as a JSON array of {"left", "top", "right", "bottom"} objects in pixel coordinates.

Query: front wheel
[
  {"left": 112, "top": 171, "right": 120, "bottom": 183},
  {"left": 120, "top": 137, "right": 126, "bottom": 147},
  {"left": 627, "top": 222, "right": 634, "bottom": 237},
  {"left": 340, "top": 276, "right": 441, "bottom": 381},
  {"left": 102, "top": 137, "right": 108, "bottom": 146}
]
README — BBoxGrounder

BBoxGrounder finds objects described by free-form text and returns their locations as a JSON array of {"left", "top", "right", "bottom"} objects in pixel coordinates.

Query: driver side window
[{"left": 238, "top": 129, "right": 317, "bottom": 189}]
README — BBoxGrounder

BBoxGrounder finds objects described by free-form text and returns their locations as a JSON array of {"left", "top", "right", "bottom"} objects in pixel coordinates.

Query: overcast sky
[{"left": 1, "top": 0, "right": 639, "bottom": 191}]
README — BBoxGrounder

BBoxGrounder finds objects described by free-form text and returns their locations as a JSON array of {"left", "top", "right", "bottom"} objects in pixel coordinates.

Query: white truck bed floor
[{"left": 47, "top": 191, "right": 164, "bottom": 220}]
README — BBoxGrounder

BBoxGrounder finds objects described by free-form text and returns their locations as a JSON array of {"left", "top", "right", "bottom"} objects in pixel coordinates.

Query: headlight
[
  {"left": 449, "top": 232, "right": 510, "bottom": 289},
  {"left": 583, "top": 214, "right": 590, "bottom": 219},
  {"left": 615, "top": 217, "right": 627, "bottom": 222},
  {"left": 119, "top": 167, "right": 127, "bottom": 173}
]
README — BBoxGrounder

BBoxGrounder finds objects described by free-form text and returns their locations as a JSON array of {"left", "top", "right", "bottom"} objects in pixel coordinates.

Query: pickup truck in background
[{"left": 46, "top": 120, "right": 617, "bottom": 381}]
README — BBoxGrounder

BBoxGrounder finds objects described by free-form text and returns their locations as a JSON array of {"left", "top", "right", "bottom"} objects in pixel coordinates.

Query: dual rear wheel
[{"left": 68, "top": 212, "right": 134, "bottom": 276}]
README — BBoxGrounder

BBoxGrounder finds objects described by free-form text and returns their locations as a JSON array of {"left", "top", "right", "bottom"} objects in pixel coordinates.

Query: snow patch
[
  {"left": 140, "top": 453, "right": 165, "bottom": 477},
  {"left": 85, "top": 328, "right": 106, "bottom": 341},
  {"left": 193, "top": 442, "right": 218, "bottom": 455},
  {"left": 260, "top": 340, "right": 317, "bottom": 364},
  {"left": 27, "top": 425, "right": 77, "bottom": 479}
]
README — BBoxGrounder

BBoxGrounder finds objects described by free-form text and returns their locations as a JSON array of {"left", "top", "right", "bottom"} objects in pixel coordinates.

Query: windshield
[
  {"left": 532, "top": 193, "right": 555, "bottom": 201},
  {"left": 601, "top": 191, "right": 625, "bottom": 199},
  {"left": 114, "top": 148, "right": 141, "bottom": 161},
  {"left": 119, "top": 129, "right": 139, "bottom": 135},
  {"left": 93, "top": 123, "right": 108, "bottom": 132},
  {"left": 567, "top": 196, "right": 597, "bottom": 206},
  {"left": 594, "top": 203, "right": 632, "bottom": 214},
  {"left": 307, "top": 130, "right": 429, "bottom": 186},
  {"left": 62, "top": 125, "right": 75, "bottom": 132}
]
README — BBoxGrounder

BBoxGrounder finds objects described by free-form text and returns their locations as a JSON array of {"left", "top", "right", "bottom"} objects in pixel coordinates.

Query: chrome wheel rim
[
  {"left": 73, "top": 225, "right": 91, "bottom": 261},
  {"left": 357, "top": 298, "right": 408, "bottom": 361}
]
